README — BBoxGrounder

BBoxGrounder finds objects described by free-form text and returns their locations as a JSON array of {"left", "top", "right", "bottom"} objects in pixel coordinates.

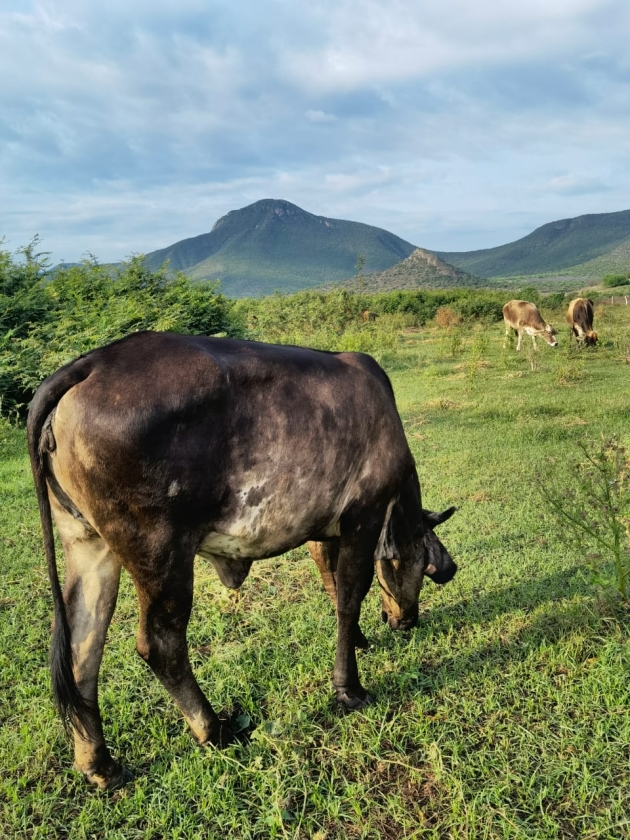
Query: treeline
[{"left": 0, "top": 241, "right": 566, "bottom": 417}]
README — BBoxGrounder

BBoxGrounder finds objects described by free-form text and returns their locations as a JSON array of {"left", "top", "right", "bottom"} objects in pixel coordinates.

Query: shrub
[
  {"left": 434, "top": 306, "right": 463, "bottom": 329},
  {"left": 542, "top": 438, "right": 630, "bottom": 603},
  {"left": 545, "top": 292, "right": 566, "bottom": 309},
  {"left": 602, "top": 274, "right": 629, "bottom": 288},
  {"left": 517, "top": 286, "right": 542, "bottom": 303},
  {"left": 0, "top": 247, "right": 236, "bottom": 415}
]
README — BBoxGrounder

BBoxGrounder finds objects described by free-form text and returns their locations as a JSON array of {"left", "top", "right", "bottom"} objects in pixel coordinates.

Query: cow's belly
[
  {"left": 197, "top": 494, "right": 342, "bottom": 561},
  {"left": 196, "top": 462, "right": 364, "bottom": 561}
]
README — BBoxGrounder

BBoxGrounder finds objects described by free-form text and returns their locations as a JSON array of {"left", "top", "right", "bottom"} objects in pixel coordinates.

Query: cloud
[
  {"left": 279, "top": 0, "right": 621, "bottom": 92},
  {"left": 546, "top": 174, "right": 613, "bottom": 195},
  {"left": 1, "top": 0, "right": 630, "bottom": 261},
  {"left": 305, "top": 110, "right": 336, "bottom": 123}
]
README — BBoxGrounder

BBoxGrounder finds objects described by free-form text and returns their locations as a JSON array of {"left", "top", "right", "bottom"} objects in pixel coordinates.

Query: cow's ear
[
  {"left": 423, "top": 506, "right": 456, "bottom": 528},
  {"left": 375, "top": 499, "right": 400, "bottom": 561}
]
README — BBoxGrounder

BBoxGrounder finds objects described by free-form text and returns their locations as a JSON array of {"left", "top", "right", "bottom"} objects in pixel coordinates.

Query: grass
[{"left": 1, "top": 305, "right": 630, "bottom": 838}]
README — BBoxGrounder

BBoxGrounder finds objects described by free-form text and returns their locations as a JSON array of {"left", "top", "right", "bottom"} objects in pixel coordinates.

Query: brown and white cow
[
  {"left": 503, "top": 300, "right": 558, "bottom": 351},
  {"left": 27, "top": 331, "right": 456, "bottom": 789},
  {"left": 567, "top": 298, "right": 597, "bottom": 346}
]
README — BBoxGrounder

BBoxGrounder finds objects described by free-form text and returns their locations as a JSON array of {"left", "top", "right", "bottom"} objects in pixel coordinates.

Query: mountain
[
  {"left": 329, "top": 247, "right": 479, "bottom": 292},
  {"left": 144, "top": 199, "right": 418, "bottom": 296},
  {"left": 436, "top": 209, "right": 630, "bottom": 278}
]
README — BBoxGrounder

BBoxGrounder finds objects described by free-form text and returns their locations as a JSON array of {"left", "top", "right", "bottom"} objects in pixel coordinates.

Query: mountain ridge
[
  {"left": 144, "top": 199, "right": 418, "bottom": 296},
  {"left": 436, "top": 209, "right": 630, "bottom": 278}
]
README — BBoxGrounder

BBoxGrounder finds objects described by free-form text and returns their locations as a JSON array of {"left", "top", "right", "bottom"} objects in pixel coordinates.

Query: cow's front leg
[
  {"left": 307, "top": 540, "right": 369, "bottom": 649},
  {"left": 333, "top": 535, "right": 375, "bottom": 709},
  {"left": 132, "top": 555, "right": 234, "bottom": 750},
  {"left": 516, "top": 329, "right": 523, "bottom": 351}
]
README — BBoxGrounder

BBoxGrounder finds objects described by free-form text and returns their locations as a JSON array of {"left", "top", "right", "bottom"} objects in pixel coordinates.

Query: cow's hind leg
[
  {"left": 130, "top": 552, "right": 233, "bottom": 750},
  {"left": 307, "top": 540, "right": 369, "bottom": 649},
  {"left": 51, "top": 498, "right": 127, "bottom": 789}
]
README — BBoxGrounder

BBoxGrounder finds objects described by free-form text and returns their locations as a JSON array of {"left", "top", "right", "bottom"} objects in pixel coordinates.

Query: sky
[{"left": 2, "top": 0, "right": 630, "bottom": 264}]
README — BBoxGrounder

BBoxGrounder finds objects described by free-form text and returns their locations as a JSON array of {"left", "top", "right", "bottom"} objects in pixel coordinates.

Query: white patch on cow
[
  {"left": 323, "top": 520, "right": 341, "bottom": 538},
  {"left": 199, "top": 531, "right": 256, "bottom": 558},
  {"left": 167, "top": 480, "right": 181, "bottom": 497}
]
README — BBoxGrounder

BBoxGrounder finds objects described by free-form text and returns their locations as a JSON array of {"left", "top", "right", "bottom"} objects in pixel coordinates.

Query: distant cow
[
  {"left": 28, "top": 331, "right": 456, "bottom": 789},
  {"left": 567, "top": 298, "right": 597, "bottom": 346},
  {"left": 503, "top": 300, "right": 558, "bottom": 350},
  {"left": 361, "top": 309, "right": 377, "bottom": 323}
]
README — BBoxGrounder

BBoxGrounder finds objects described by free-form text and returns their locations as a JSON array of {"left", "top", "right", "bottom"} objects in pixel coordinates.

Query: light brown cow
[
  {"left": 503, "top": 300, "right": 558, "bottom": 351},
  {"left": 567, "top": 298, "right": 597, "bottom": 346}
]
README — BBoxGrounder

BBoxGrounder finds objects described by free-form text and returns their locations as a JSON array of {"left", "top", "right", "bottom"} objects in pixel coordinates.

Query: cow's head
[
  {"left": 375, "top": 502, "right": 457, "bottom": 631},
  {"left": 541, "top": 324, "right": 558, "bottom": 347},
  {"left": 586, "top": 330, "right": 598, "bottom": 346}
]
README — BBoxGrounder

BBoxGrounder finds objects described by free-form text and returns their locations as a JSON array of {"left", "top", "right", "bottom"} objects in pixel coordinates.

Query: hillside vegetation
[
  {"left": 144, "top": 199, "right": 418, "bottom": 296},
  {"left": 437, "top": 209, "right": 630, "bottom": 278},
  {"left": 563, "top": 234, "right": 630, "bottom": 278},
  {"left": 328, "top": 247, "right": 480, "bottom": 291}
]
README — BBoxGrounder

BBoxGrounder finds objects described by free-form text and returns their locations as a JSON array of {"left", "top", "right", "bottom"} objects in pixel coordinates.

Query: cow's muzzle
[{"left": 382, "top": 602, "right": 419, "bottom": 631}]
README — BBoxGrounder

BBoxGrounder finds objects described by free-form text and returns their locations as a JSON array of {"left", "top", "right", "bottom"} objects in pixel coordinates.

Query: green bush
[
  {"left": 0, "top": 243, "right": 236, "bottom": 415},
  {"left": 602, "top": 274, "right": 629, "bottom": 288},
  {"left": 516, "top": 286, "right": 542, "bottom": 303}
]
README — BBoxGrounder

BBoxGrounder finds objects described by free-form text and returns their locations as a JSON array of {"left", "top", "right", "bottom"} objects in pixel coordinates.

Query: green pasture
[{"left": 1, "top": 304, "right": 629, "bottom": 839}]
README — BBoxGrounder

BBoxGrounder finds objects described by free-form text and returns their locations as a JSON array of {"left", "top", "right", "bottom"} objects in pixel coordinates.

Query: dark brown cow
[
  {"left": 503, "top": 300, "right": 558, "bottom": 351},
  {"left": 567, "top": 298, "right": 597, "bottom": 346},
  {"left": 27, "top": 331, "right": 456, "bottom": 789}
]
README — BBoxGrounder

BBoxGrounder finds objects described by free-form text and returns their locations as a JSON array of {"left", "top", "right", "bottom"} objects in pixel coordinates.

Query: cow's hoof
[
  {"left": 335, "top": 687, "right": 373, "bottom": 711},
  {"left": 354, "top": 627, "right": 370, "bottom": 650},
  {"left": 81, "top": 760, "right": 133, "bottom": 791},
  {"left": 199, "top": 723, "right": 235, "bottom": 750}
]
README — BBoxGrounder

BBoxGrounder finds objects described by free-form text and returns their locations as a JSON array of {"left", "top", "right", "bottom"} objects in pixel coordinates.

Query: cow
[
  {"left": 567, "top": 298, "right": 597, "bottom": 346},
  {"left": 27, "top": 331, "right": 457, "bottom": 790},
  {"left": 503, "top": 300, "right": 558, "bottom": 351}
]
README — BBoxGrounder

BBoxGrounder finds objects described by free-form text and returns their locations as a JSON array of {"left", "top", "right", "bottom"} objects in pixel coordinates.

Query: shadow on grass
[
  {"left": 363, "top": 565, "right": 609, "bottom": 702},
  {"left": 419, "top": 564, "right": 591, "bottom": 635},
  {"left": 229, "top": 565, "right": 598, "bottom": 723}
]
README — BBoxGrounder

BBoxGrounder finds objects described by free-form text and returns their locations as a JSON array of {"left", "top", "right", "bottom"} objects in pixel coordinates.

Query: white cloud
[
  {"left": 305, "top": 109, "right": 335, "bottom": 122},
  {"left": 280, "top": 0, "right": 621, "bottom": 92},
  {"left": 1, "top": 0, "right": 630, "bottom": 261},
  {"left": 546, "top": 174, "right": 612, "bottom": 195}
]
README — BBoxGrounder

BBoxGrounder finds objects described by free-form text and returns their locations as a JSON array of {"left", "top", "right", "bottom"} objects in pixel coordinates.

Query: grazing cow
[
  {"left": 27, "top": 331, "right": 456, "bottom": 789},
  {"left": 567, "top": 298, "right": 597, "bottom": 346},
  {"left": 361, "top": 310, "right": 378, "bottom": 323},
  {"left": 503, "top": 300, "right": 558, "bottom": 350}
]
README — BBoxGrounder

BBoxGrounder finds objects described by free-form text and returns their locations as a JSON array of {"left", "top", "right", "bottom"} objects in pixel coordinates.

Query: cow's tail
[{"left": 26, "top": 356, "right": 94, "bottom": 732}]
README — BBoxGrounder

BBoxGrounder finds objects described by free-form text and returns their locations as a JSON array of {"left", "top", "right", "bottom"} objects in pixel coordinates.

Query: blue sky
[{"left": 2, "top": 0, "right": 629, "bottom": 264}]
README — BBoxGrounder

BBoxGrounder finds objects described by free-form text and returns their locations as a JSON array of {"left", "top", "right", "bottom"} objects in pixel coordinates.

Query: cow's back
[
  {"left": 46, "top": 332, "right": 412, "bottom": 556},
  {"left": 503, "top": 300, "right": 540, "bottom": 328},
  {"left": 567, "top": 297, "right": 593, "bottom": 327}
]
